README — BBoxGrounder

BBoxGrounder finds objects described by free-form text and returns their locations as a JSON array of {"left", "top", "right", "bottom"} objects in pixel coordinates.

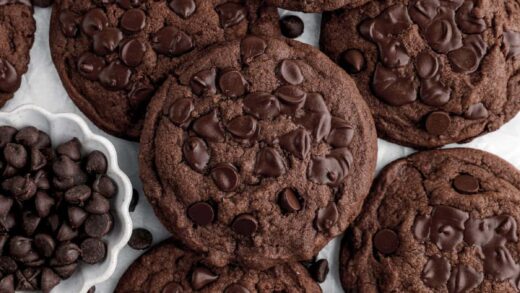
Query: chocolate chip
[
  {"left": 68, "top": 206, "right": 88, "bottom": 229},
  {"left": 120, "top": 39, "right": 146, "bottom": 67},
  {"left": 80, "top": 238, "right": 106, "bottom": 264},
  {"left": 4, "top": 143, "right": 27, "bottom": 169},
  {"left": 0, "top": 59, "right": 20, "bottom": 94},
  {"left": 419, "top": 79, "right": 451, "bottom": 107},
  {"left": 191, "top": 266, "right": 218, "bottom": 290},
  {"left": 453, "top": 174, "right": 479, "bottom": 194},
  {"left": 314, "top": 203, "right": 338, "bottom": 231},
  {"left": 30, "top": 148, "right": 47, "bottom": 171},
  {"left": 503, "top": 31, "right": 520, "bottom": 60},
  {"left": 84, "top": 213, "right": 113, "bottom": 238},
  {"left": 279, "top": 128, "right": 311, "bottom": 160},
  {"left": 128, "top": 228, "right": 153, "bottom": 250},
  {"left": 372, "top": 64, "right": 417, "bottom": 106},
  {"left": 421, "top": 256, "right": 451, "bottom": 289},
  {"left": 425, "top": 111, "right": 451, "bottom": 135},
  {"left": 87, "top": 286, "right": 96, "bottom": 293},
  {"left": 56, "top": 138, "right": 81, "bottom": 160},
  {"left": 129, "top": 188, "right": 139, "bottom": 212},
  {"left": 275, "top": 85, "right": 306, "bottom": 114},
  {"left": 85, "top": 150, "right": 107, "bottom": 175},
  {"left": 183, "top": 137, "right": 210, "bottom": 173},
  {"left": 41, "top": 267, "right": 60, "bottom": 293},
  {"left": 34, "top": 234, "right": 55, "bottom": 258},
  {"left": 279, "top": 60, "right": 304, "bottom": 85},
  {"left": 0, "top": 256, "right": 17, "bottom": 273},
  {"left": 465, "top": 103, "right": 489, "bottom": 120},
  {"left": 64, "top": 185, "right": 91, "bottom": 204},
  {"left": 35, "top": 191, "right": 55, "bottom": 218},
  {"left": 0, "top": 195, "right": 12, "bottom": 218},
  {"left": 308, "top": 148, "right": 352, "bottom": 186},
  {"left": 373, "top": 228, "right": 400, "bottom": 254},
  {"left": 416, "top": 51, "right": 440, "bottom": 79},
  {"left": 117, "top": 0, "right": 141, "bottom": 9},
  {"left": 9, "top": 236, "right": 32, "bottom": 259},
  {"left": 227, "top": 116, "right": 258, "bottom": 139},
  {"left": 241, "top": 36, "right": 266, "bottom": 63},
  {"left": 339, "top": 49, "right": 366, "bottom": 74},
  {"left": 211, "top": 163, "right": 240, "bottom": 192},
  {"left": 55, "top": 242, "right": 81, "bottom": 265},
  {"left": 326, "top": 118, "right": 354, "bottom": 148},
  {"left": 56, "top": 223, "right": 78, "bottom": 242},
  {"left": 280, "top": 15, "right": 304, "bottom": 39},
  {"left": 219, "top": 70, "right": 248, "bottom": 98},
  {"left": 168, "top": 98, "right": 194, "bottom": 127},
  {"left": 169, "top": 0, "right": 196, "bottom": 18},
  {"left": 93, "top": 175, "right": 117, "bottom": 198},
  {"left": 85, "top": 193, "right": 110, "bottom": 214},
  {"left": 278, "top": 188, "right": 302, "bottom": 213},
  {"left": 92, "top": 27, "right": 123, "bottom": 55},
  {"left": 2, "top": 175, "right": 37, "bottom": 201},
  {"left": 192, "top": 110, "right": 225, "bottom": 143},
  {"left": 15, "top": 127, "right": 39, "bottom": 147},
  {"left": 81, "top": 8, "right": 108, "bottom": 37},
  {"left": 0, "top": 126, "right": 16, "bottom": 148},
  {"left": 77, "top": 52, "right": 105, "bottom": 81},
  {"left": 120, "top": 9, "right": 146, "bottom": 34},
  {"left": 225, "top": 284, "right": 250, "bottom": 293},
  {"left": 59, "top": 11, "right": 79, "bottom": 37},
  {"left": 448, "top": 35, "right": 487, "bottom": 73},
  {"left": 190, "top": 68, "right": 217, "bottom": 96},
  {"left": 255, "top": 147, "right": 286, "bottom": 178},
  {"left": 162, "top": 282, "right": 183, "bottom": 293},
  {"left": 0, "top": 275, "right": 13, "bottom": 293},
  {"left": 243, "top": 92, "right": 280, "bottom": 120},
  {"left": 188, "top": 202, "right": 215, "bottom": 226},
  {"left": 99, "top": 61, "right": 132, "bottom": 91},
  {"left": 22, "top": 212, "right": 41, "bottom": 236},
  {"left": 216, "top": 3, "right": 246, "bottom": 28},
  {"left": 152, "top": 26, "right": 193, "bottom": 56},
  {"left": 231, "top": 214, "right": 257, "bottom": 236},
  {"left": 309, "top": 259, "right": 329, "bottom": 283}
]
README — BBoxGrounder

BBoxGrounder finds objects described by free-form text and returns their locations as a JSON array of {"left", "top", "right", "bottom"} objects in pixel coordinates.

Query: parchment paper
[{"left": 8, "top": 7, "right": 520, "bottom": 292}]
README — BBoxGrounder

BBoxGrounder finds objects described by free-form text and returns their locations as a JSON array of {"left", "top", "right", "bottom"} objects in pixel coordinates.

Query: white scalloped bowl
[{"left": 0, "top": 105, "right": 133, "bottom": 293}]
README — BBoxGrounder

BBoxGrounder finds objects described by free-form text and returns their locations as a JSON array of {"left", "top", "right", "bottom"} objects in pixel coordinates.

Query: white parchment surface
[{"left": 7, "top": 7, "right": 520, "bottom": 293}]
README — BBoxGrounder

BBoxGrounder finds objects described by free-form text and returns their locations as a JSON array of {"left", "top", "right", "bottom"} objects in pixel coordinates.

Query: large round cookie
[
  {"left": 49, "top": 0, "right": 280, "bottom": 140},
  {"left": 140, "top": 36, "right": 377, "bottom": 269},
  {"left": 341, "top": 148, "right": 520, "bottom": 292},
  {"left": 321, "top": 1, "right": 520, "bottom": 149},
  {"left": 0, "top": 0, "right": 35, "bottom": 106},
  {"left": 265, "top": 0, "right": 368, "bottom": 12},
  {"left": 115, "top": 239, "right": 321, "bottom": 292}
]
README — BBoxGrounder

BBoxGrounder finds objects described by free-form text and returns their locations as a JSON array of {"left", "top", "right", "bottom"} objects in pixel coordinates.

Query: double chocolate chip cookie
[
  {"left": 115, "top": 239, "right": 321, "bottom": 292},
  {"left": 341, "top": 148, "right": 520, "bottom": 292},
  {"left": 49, "top": 0, "right": 280, "bottom": 140},
  {"left": 321, "top": 0, "right": 520, "bottom": 148},
  {"left": 0, "top": 1, "right": 36, "bottom": 106},
  {"left": 139, "top": 36, "right": 377, "bottom": 269},
  {"left": 265, "top": 0, "right": 368, "bottom": 12}
]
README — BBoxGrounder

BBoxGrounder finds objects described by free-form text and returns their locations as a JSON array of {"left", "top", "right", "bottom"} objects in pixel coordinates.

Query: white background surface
[{"left": 8, "top": 7, "right": 520, "bottom": 292}]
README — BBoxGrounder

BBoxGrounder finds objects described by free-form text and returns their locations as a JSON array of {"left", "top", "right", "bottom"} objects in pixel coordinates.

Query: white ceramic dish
[{"left": 0, "top": 105, "right": 133, "bottom": 293}]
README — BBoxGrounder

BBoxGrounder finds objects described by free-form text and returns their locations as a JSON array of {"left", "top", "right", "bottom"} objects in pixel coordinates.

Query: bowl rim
[{"left": 0, "top": 104, "right": 133, "bottom": 293}]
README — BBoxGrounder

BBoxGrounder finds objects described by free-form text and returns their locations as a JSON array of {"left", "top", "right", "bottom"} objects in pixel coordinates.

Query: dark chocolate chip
[
  {"left": 211, "top": 163, "right": 240, "bottom": 192},
  {"left": 188, "top": 202, "right": 215, "bottom": 226},
  {"left": 52, "top": 262, "right": 77, "bottom": 279},
  {"left": 231, "top": 214, "right": 257, "bottom": 236},
  {"left": 81, "top": 8, "right": 108, "bottom": 37},
  {"left": 77, "top": 52, "right": 105, "bottom": 81},
  {"left": 0, "top": 126, "right": 16, "bottom": 148},
  {"left": 85, "top": 150, "right": 108, "bottom": 175},
  {"left": 421, "top": 256, "right": 451, "bottom": 289},
  {"left": 190, "top": 68, "right": 217, "bottom": 96},
  {"left": 275, "top": 85, "right": 306, "bottom": 114},
  {"left": 219, "top": 70, "right": 248, "bottom": 98},
  {"left": 129, "top": 188, "right": 139, "bottom": 212},
  {"left": 92, "top": 27, "right": 123, "bottom": 56},
  {"left": 54, "top": 242, "right": 81, "bottom": 265},
  {"left": 2, "top": 175, "right": 37, "bottom": 201},
  {"left": 372, "top": 64, "right": 417, "bottom": 106},
  {"left": 425, "top": 111, "right": 451, "bottom": 135},
  {"left": 68, "top": 206, "right": 88, "bottom": 229},
  {"left": 241, "top": 36, "right": 266, "bottom": 63},
  {"left": 215, "top": 2, "right": 246, "bottom": 28},
  {"left": 35, "top": 191, "right": 55, "bottom": 218},
  {"left": 254, "top": 147, "right": 286, "bottom": 178},
  {"left": 183, "top": 137, "right": 210, "bottom": 173},
  {"left": 120, "top": 38, "right": 146, "bottom": 67},
  {"left": 56, "top": 223, "right": 78, "bottom": 242},
  {"left": 0, "top": 195, "right": 12, "bottom": 218},
  {"left": 373, "top": 228, "right": 400, "bottom": 254},
  {"left": 99, "top": 61, "right": 132, "bottom": 91},
  {"left": 278, "top": 188, "right": 302, "bottom": 213},
  {"left": 93, "top": 175, "right": 118, "bottom": 198},
  {"left": 15, "top": 127, "right": 39, "bottom": 147},
  {"left": 116, "top": 0, "right": 141, "bottom": 9},
  {"left": 192, "top": 110, "right": 225, "bottom": 142},
  {"left": 309, "top": 259, "right": 329, "bottom": 283},
  {"left": 243, "top": 92, "right": 280, "bottom": 120},
  {"left": 169, "top": 0, "right": 196, "bottom": 18},
  {"left": 85, "top": 192, "right": 110, "bottom": 214},
  {"left": 339, "top": 49, "right": 366, "bottom": 74},
  {"left": 9, "top": 236, "right": 32, "bottom": 259},
  {"left": 22, "top": 211, "right": 41, "bottom": 236},
  {"left": 30, "top": 148, "right": 47, "bottom": 171},
  {"left": 152, "top": 26, "right": 193, "bottom": 56},
  {"left": 80, "top": 238, "right": 106, "bottom": 264},
  {"left": 0, "top": 275, "right": 13, "bottom": 293},
  {"left": 34, "top": 234, "right": 55, "bottom": 258},
  {"left": 279, "top": 60, "right": 304, "bottom": 85},
  {"left": 447, "top": 264, "right": 483, "bottom": 293},
  {"left": 120, "top": 8, "right": 146, "bottom": 34},
  {"left": 59, "top": 11, "right": 79, "bottom": 37},
  {"left": 64, "top": 185, "right": 92, "bottom": 204},
  {"left": 87, "top": 286, "right": 96, "bottom": 293},
  {"left": 279, "top": 128, "right": 311, "bottom": 160},
  {"left": 128, "top": 228, "right": 153, "bottom": 250},
  {"left": 3, "top": 143, "right": 27, "bottom": 169},
  {"left": 314, "top": 203, "right": 338, "bottom": 231},
  {"left": 326, "top": 118, "right": 354, "bottom": 148},
  {"left": 453, "top": 174, "right": 479, "bottom": 194},
  {"left": 0, "top": 256, "right": 17, "bottom": 273},
  {"left": 84, "top": 213, "right": 113, "bottom": 238},
  {"left": 41, "top": 267, "right": 60, "bottom": 293},
  {"left": 0, "top": 59, "right": 20, "bottom": 94},
  {"left": 56, "top": 138, "right": 81, "bottom": 160},
  {"left": 280, "top": 15, "right": 304, "bottom": 39},
  {"left": 503, "top": 31, "right": 520, "bottom": 60},
  {"left": 227, "top": 116, "right": 257, "bottom": 139},
  {"left": 168, "top": 98, "right": 194, "bottom": 126},
  {"left": 465, "top": 103, "right": 489, "bottom": 120}
]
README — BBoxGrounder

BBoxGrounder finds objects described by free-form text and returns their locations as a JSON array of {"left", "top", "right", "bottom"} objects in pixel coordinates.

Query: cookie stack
[{"left": 2, "top": 0, "right": 520, "bottom": 292}]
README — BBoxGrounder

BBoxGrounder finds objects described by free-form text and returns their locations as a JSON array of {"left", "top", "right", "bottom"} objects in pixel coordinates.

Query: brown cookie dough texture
[
  {"left": 341, "top": 148, "right": 520, "bottom": 292},
  {"left": 265, "top": 0, "right": 369, "bottom": 12},
  {"left": 139, "top": 36, "right": 377, "bottom": 269},
  {"left": 0, "top": 0, "right": 35, "bottom": 106},
  {"left": 321, "top": 0, "right": 520, "bottom": 149},
  {"left": 49, "top": 0, "right": 280, "bottom": 140},
  {"left": 115, "top": 239, "right": 321, "bottom": 293}
]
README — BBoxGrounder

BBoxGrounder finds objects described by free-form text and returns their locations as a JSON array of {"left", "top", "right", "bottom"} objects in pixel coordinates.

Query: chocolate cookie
[
  {"left": 321, "top": 1, "right": 520, "bottom": 149},
  {"left": 49, "top": 0, "right": 280, "bottom": 140},
  {"left": 139, "top": 35, "right": 377, "bottom": 269},
  {"left": 265, "top": 0, "right": 368, "bottom": 12},
  {"left": 341, "top": 148, "right": 520, "bottom": 292},
  {"left": 115, "top": 239, "right": 321, "bottom": 292},
  {"left": 0, "top": 1, "right": 35, "bottom": 106}
]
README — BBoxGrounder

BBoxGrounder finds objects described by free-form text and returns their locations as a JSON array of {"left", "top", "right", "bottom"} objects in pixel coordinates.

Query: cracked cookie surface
[
  {"left": 0, "top": 0, "right": 35, "bottom": 106},
  {"left": 115, "top": 239, "right": 321, "bottom": 293},
  {"left": 139, "top": 36, "right": 377, "bottom": 270},
  {"left": 321, "top": 0, "right": 520, "bottom": 149},
  {"left": 49, "top": 0, "right": 280, "bottom": 140},
  {"left": 341, "top": 148, "right": 520, "bottom": 292}
]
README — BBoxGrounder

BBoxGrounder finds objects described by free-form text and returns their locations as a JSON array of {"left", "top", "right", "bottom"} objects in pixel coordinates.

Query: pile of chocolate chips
[{"left": 0, "top": 126, "right": 117, "bottom": 292}]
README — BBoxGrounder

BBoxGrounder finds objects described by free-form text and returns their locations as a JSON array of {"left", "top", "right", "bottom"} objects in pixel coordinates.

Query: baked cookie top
[
  {"left": 115, "top": 239, "right": 321, "bottom": 293},
  {"left": 139, "top": 36, "right": 377, "bottom": 269},
  {"left": 0, "top": 0, "right": 35, "bottom": 106},
  {"left": 265, "top": 0, "right": 368, "bottom": 12},
  {"left": 49, "top": 0, "right": 279, "bottom": 140},
  {"left": 321, "top": 0, "right": 520, "bottom": 149},
  {"left": 341, "top": 148, "right": 520, "bottom": 292}
]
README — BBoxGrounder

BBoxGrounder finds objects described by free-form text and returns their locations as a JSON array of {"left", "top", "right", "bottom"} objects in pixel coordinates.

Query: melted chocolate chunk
[{"left": 183, "top": 137, "right": 210, "bottom": 173}]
